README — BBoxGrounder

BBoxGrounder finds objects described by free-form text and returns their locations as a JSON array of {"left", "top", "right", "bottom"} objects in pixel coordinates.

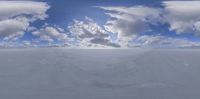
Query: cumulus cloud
[
  {"left": 68, "top": 17, "right": 108, "bottom": 39},
  {"left": 99, "top": 1, "right": 200, "bottom": 37},
  {"left": 98, "top": 6, "right": 161, "bottom": 38},
  {"left": 95, "top": 1, "right": 200, "bottom": 48},
  {"left": 0, "top": 1, "right": 49, "bottom": 40},
  {"left": 68, "top": 17, "right": 119, "bottom": 47},
  {"left": 0, "top": 17, "right": 29, "bottom": 40},
  {"left": 1, "top": 0, "right": 200, "bottom": 48},
  {"left": 163, "top": 1, "right": 200, "bottom": 35},
  {"left": 32, "top": 26, "right": 68, "bottom": 42}
]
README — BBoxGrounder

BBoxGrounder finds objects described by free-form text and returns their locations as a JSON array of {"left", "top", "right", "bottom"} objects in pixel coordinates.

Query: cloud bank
[
  {"left": 163, "top": 1, "right": 200, "bottom": 35},
  {"left": 95, "top": 1, "right": 200, "bottom": 48},
  {"left": 1, "top": 0, "right": 200, "bottom": 48},
  {"left": 99, "top": 1, "right": 200, "bottom": 37},
  {"left": 0, "top": 1, "right": 49, "bottom": 40},
  {"left": 131, "top": 35, "right": 200, "bottom": 48}
]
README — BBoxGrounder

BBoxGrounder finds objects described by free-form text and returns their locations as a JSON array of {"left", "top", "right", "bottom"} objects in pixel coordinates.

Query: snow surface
[{"left": 0, "top": 48, "right": 200, "bottom": 99}]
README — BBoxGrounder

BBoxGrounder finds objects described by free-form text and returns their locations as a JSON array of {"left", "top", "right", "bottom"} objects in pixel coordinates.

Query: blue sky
[{"left": 0, "top": 0, "right": 200, "bottom": 48}]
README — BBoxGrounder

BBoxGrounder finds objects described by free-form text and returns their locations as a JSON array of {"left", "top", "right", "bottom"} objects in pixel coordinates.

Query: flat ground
[{"left": 0, "top": 48, "right": 200, "bottom": 99}]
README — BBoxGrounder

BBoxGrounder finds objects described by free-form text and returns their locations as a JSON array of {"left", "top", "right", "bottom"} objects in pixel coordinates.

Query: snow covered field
[{"left": 0, "top": 48, "right": 200, "bottom": 99}]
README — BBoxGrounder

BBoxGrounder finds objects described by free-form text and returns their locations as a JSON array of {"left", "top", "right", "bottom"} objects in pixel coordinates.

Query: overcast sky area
[{"left": 1, "top": 0, "right": 200, "bottom": 48}]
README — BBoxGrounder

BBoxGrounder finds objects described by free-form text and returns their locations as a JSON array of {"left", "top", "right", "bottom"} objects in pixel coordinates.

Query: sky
[{"left": 0, "top": 0, "right": 200, "bottom": 48}]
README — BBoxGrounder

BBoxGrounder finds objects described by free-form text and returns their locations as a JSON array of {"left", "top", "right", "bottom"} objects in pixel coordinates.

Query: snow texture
[{"left": 0, "top": 48, "right": 200, "bottom": 99}]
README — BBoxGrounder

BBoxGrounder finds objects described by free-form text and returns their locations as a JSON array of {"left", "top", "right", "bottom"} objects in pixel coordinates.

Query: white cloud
[
  {"left": 130, "top": 35, "right": 200, "bottom": 48},
  {"left": 1, "top": 1, "right": 200, "bottom": 48},
  {"left": 96, "top": 2, "right": 200, "bottom": 48},
  {"left": 98, "top": 6, "right": 161, "bottom": 38},
  {"left": 163, "top": 1, "right": 200, "bottom": 35},
  {"left": 0, "top": 40, "right": 41, "bottom": 48},
  {"left": 0, "top": 1, "right": 49, "bottom": 40},
  {"left": 68, "top": 17, "right": 119, "bottom": 47},
  {"left": 0, "top": 17, "right": 29, "bottom": 40},
  {"left": 32, "top": 26, "right": 68, "bottom": 42},
  {"left": 68, "top": 17, "right": 108, "bottom": 39},
  {"left": 0, "top": 1, "right": 49, "bottom": 20},
  {"left": 90, "top": 38, "right": 120, "bottom": 47},
  {"left": 22, "top": 40, "right": 31, "bottom": 47},
  {"left": 99, "top": 1, "right": 200, "bottom": 37}
]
